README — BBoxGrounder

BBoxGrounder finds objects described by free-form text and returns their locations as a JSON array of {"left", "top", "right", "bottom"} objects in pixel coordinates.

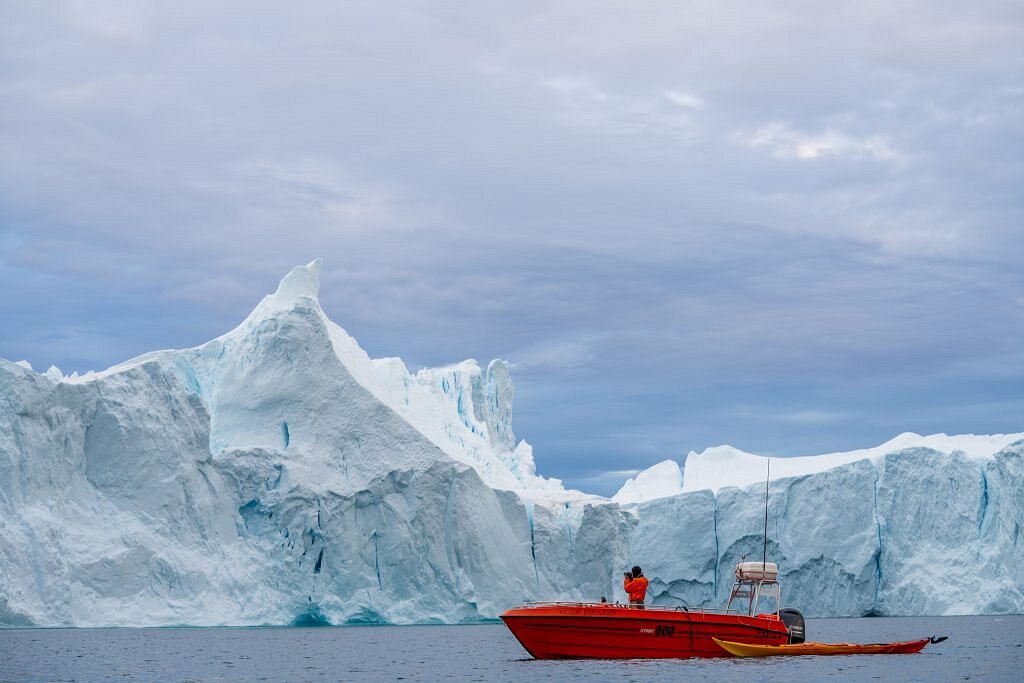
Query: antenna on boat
[{"left": 762, "top": 457, "right": 770, "bottom": 570}]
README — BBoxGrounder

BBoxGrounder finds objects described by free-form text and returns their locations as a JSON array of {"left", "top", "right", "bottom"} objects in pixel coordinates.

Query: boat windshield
[
  {"left": 753, "top": 581, "right": 780, "bottom": 615},
  {"left": 726, "top": 579, "right": 780, "bottom": 616}
]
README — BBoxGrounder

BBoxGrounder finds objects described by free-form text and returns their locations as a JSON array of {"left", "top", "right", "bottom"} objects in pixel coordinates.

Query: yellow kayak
[{"left": 713, "top": 636, "right": 940, "bottom": 657}]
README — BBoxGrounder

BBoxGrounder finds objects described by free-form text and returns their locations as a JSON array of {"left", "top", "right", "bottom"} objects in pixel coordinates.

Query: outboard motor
[{"left": 779, "top": 608, "right": 805, "bottom": 644}]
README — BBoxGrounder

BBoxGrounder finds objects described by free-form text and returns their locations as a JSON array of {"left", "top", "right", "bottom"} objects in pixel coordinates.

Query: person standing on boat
[{"left": 623, "top": 566, "right": 648, "bottom": 608}]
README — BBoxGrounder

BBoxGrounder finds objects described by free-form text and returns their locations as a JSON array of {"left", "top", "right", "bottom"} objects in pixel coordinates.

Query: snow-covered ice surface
[
  {"left": 676, "top": 432, "right": 1024, "bottom": 495},
  {"left": 611, "top": 460, "right": 683, "bottom": 504},
  {"left": 1, "top": 261, "right": 1021, "bottom": 627}
]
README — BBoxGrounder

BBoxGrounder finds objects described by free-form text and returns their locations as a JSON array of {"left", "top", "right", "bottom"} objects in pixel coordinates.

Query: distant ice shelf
[{"left": 1, "top": 260, "right": 1021, "bottom": 627}]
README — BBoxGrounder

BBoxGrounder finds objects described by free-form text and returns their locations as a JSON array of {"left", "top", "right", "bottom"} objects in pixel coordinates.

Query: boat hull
[
  {"left": 501, "top": 604, "right": 789, "bottom": 659},
  {"left": 712, "top": 637, "right": 931, "bottom": 657}
]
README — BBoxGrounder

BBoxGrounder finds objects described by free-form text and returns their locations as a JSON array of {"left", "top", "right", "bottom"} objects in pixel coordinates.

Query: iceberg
[{"left": 0, "top": 260, "right": 1021, "bottom": 626}]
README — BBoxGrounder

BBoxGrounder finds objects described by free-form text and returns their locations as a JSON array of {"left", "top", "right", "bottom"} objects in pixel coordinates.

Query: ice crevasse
[{"left": 0, "top": 259, "right": 1021, "bottom": 627}]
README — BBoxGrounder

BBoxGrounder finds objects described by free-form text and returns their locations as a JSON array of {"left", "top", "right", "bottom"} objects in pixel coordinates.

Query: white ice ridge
[
  {"left": 1, "top": 259, "right": 1022, "bottom": 627},
  {"left": 611, "top": 460, "right": 683, "bottom": 505},
  {"left": 678, "top": 432, "right": 1024, "bottom": 495},
  {"left": 613, "top": 432, "right": 1024, "bottom": 504}
]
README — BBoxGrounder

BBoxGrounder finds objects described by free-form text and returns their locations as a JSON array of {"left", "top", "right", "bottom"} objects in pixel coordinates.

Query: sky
[{"left": 1, "top": 1, "right": 1022, "bottom": 495}]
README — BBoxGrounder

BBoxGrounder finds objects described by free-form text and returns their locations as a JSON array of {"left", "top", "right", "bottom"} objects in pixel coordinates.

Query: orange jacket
[{"left": 624, "top": 575, "right": 648, "bottom": 602}]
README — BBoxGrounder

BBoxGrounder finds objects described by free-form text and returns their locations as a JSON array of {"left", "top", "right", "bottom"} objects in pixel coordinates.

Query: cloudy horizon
[{"left": 2, "top": 1, "right": 1022, "bottom": 494}]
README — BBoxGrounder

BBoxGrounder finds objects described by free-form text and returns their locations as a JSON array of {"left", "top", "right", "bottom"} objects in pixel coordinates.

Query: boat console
[{"left": 726, "top": 561, "right": 804, "bottom": 643}]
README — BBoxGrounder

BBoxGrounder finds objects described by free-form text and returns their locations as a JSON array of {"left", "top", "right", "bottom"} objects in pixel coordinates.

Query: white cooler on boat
[{"left": 735, "top": 561, "right": 778, "bottom": 581}]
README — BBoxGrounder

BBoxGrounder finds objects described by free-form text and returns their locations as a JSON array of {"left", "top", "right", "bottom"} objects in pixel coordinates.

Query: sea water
[{"left": 1, "top": 615, "right": 1021, "bottom": 682}]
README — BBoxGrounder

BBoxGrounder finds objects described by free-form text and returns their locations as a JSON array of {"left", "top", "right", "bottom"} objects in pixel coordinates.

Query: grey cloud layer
[{"left": 1, "top": 1, "right": 1021, "bottom": 493}]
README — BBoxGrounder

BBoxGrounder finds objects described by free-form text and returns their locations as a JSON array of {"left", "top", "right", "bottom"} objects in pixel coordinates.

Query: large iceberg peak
[
  {"left": 213, "top": 260, "right": 567, "bottom": 497},
  {"left": 266, "top": 258, "right": 323, "bottom": 310},
  {"left": 222, "top": 258, "right": 326, "bottom": 340}
]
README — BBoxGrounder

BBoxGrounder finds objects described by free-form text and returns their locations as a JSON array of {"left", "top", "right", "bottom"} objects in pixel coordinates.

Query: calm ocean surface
[{"left": 1, "top": 615, "right": 1021, "bottom": 682}]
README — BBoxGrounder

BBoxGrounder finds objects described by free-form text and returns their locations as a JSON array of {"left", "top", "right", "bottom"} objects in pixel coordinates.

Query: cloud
[
  {"left": 540, "top": 75, "right": 610, "bottom": 101},
  {"left": 508, "top": 340, "right": 595, "bottom": 372},
  {"left": 737, "top": 122, "right": 901, "bottom": 162},
  {"left": 211, "top": 157, "right": 417, "bottom": 236},
  {"left": 777, "top": 410, "right": 850, "bottom": 425},
  {"left": 537, "top": 75, "right": 702, "bottom": 141},
  {"left": 663, "top": 90, "right": 705, "bottom": 109},
  {"left": 573, "top": 469, "right": 642, "bottom": 494}
]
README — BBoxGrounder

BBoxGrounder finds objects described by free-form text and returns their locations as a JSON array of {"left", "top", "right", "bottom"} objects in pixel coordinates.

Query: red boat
[{"left": 502, "top": 561, "right": 805, "bottom": 659}]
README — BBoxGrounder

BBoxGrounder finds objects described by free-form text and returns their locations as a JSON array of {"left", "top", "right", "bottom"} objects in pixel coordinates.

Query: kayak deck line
[{"left": 712, "top": 635, "right": 948, "bottom": 657}]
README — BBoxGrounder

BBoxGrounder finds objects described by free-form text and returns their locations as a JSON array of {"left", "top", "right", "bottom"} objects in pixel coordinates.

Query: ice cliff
[{"left": 1, "top": 260, "right": 1021, "bottom": 626}]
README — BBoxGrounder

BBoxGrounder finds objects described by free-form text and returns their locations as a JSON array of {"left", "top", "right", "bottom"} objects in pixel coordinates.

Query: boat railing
[{"left": 514, "top": 601, "right": 743, "bottom": 614}]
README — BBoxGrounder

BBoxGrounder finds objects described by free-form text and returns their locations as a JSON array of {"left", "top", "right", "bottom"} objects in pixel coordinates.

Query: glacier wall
[
  {"left": 1, "top": 260, "right": 1021, "bottom": 626},
  {"left": 630, "top": 448, "right": 1024, "bottom": 617}
]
